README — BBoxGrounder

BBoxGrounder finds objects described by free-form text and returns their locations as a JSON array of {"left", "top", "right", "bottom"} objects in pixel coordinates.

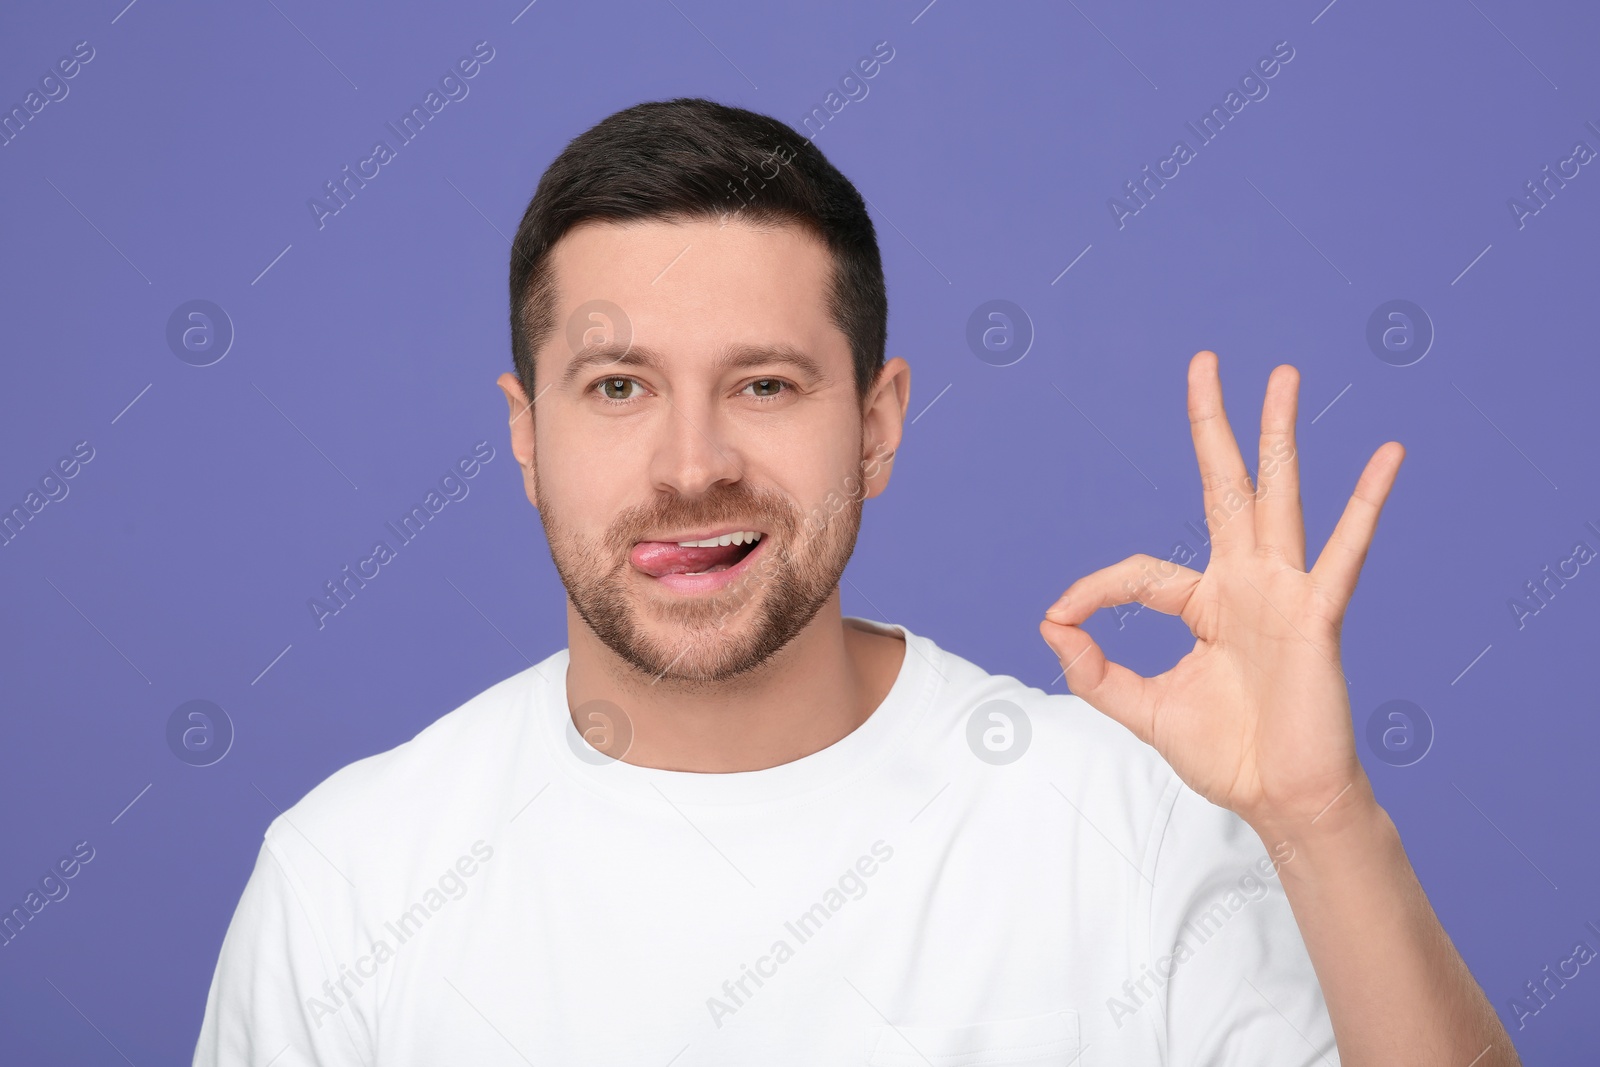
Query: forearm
[{"left": 1251, "top": 778, "right": 1520, "bottom": 1066}]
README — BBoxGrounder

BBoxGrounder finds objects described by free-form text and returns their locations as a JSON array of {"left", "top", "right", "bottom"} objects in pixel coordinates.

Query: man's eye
[
  {"left": 745, "top": 379, "right": 786, "bottom": 398},
  {"left": 598, "top": 378, "right": 638, "bottom": 401}
]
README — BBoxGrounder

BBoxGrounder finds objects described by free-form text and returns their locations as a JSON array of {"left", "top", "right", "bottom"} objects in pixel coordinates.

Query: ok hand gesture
[{"left": 1039, "top": 351, "right": 1405, "bottom": 832}]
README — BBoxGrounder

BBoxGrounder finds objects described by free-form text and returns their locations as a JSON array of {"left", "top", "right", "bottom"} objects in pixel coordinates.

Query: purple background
[{"left": 2, "top": 0, "right": 1597, "bottom": 1061}]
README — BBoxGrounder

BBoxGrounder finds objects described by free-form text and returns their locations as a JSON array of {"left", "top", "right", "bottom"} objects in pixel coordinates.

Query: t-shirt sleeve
[
  {"left": 1148, "top": 782, "right": 1341, "bottom": 1065},
  {"left": 192, "top": 831, "right": 372, "bottom": 1067}
]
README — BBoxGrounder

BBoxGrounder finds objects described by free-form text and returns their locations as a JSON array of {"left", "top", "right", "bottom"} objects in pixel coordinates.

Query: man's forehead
[
  {"left": 543, "top": 217, "right": 848, "bottom": 371},
  {"left": 549, "top": 216, "right": 830, "bottom": 297}
]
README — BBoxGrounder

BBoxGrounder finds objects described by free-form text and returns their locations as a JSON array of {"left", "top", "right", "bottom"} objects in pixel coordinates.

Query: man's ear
[
  {"left": 496, "top": 372, "right": 539, "bottom": 509},
  {"left": 860, "top": 357, "right": 911, "bottom": 500}
]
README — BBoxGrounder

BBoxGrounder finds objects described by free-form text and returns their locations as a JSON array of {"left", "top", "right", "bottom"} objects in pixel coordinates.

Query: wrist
[{"left": 1247, "top": 775, "right": 1397, "bottom": 876}]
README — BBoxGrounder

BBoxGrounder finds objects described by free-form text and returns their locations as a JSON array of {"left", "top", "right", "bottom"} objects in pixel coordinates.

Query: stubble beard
[{"left": 536, "top": 469, "right": 862, "bottom": 687}]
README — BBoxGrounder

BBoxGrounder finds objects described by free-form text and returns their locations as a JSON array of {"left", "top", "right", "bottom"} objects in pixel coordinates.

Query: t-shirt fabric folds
[{"left": 192, "top": 618, "right": 1339, "bottom": 1066}]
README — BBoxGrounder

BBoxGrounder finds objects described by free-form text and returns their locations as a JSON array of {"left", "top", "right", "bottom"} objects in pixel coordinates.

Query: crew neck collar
[{"left": 532, "top": 617, "right": 942, "bottom": 807}]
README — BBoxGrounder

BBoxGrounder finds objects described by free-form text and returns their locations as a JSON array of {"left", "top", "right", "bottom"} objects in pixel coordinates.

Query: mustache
[{"left": 605, "top": 484, "right": 799, "bottom": 553}]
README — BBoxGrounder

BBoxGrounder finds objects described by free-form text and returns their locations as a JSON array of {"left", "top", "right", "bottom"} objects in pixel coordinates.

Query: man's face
[{"left": 508, "top": 217, "right": 901, "bottom": 685}]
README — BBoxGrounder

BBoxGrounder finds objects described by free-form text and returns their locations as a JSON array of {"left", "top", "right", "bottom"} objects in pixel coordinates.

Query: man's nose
[{"left": 648, "top": 395, "right": 743, "bottom": 496}]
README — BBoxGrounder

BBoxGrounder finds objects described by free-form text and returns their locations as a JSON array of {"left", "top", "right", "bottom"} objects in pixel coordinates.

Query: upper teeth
[{"left": 677, "top": 530, "right": 762, "bottom": 548}]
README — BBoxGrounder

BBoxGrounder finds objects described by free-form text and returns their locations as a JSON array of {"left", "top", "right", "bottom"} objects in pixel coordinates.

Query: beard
[{"left": 536, "top": 468, "right": 863, "bottom": 687}]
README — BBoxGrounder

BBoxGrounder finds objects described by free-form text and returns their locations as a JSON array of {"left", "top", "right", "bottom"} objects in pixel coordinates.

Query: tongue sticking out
[{"left": 631, "top": 541, "right": 753, "bottom": 578}]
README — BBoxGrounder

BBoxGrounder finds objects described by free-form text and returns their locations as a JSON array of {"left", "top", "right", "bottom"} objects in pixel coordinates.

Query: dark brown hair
[{"left": 507, "top": 97, "right": 887, "bottom": 404}]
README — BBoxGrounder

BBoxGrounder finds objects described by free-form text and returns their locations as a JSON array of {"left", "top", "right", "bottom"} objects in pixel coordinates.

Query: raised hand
[{"left": 1039, "top": 350, "right": 1405, "bottom": 832}]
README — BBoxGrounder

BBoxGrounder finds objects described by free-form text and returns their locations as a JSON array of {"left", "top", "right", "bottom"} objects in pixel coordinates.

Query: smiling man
[{"left": 194, "top": 98, "right": 1518, "bottom": 1065}]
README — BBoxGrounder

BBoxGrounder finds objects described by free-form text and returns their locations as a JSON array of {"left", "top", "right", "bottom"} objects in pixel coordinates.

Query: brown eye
[
  {"left": 599, "top": 378, "right": 636, "bottom": 401},
  {"left": 746, "top": 379, "right": 785, "bottom": 398}
]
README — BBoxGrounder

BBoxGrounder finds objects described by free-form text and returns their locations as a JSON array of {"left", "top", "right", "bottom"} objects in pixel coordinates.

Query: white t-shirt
[{"left": 193, "top": 618, "right": 1339, "bottom": 1066}]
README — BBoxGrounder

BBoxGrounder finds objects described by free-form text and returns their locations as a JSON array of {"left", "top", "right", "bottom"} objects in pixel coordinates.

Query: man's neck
[{"left": 562, "top": 593, "right": 907, "bottom": 773}]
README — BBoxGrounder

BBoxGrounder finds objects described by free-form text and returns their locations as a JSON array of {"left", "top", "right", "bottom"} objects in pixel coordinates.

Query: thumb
[{"left": 1039, "top": 618, "right": 1155, "bottom": 747}]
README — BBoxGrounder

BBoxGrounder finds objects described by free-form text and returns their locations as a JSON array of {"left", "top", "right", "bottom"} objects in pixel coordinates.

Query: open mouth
[{"left": 629, "top": 529, "right": 767, "bottom": 593}]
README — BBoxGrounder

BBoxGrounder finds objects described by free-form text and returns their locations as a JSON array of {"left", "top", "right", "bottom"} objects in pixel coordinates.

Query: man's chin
[
  {"left": 634, "top": 599, "right": 739, "bottom": 634},
  {"left": 622, "top": 611, "right": 771, "bottom": 682}
]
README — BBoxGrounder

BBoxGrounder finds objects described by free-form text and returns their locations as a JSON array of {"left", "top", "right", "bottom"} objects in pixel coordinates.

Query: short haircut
[{"left": 507, "top": 97, "right": 887, "bottom": 405}]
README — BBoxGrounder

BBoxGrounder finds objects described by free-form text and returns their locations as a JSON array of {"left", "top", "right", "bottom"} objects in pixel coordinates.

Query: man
[{"left": 194, "top": 98, "right": 1517, "bottom": 1065}]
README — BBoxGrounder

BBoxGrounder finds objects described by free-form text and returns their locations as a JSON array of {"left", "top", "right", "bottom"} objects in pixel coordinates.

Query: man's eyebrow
[
  {"left": 558, "top": 345, "right": 661, "bottom": 388},
  {"left": 716, "top": 342, "right": 830, "bottom": 383},
  {"left": 557, "top": 342, "right": 831, "bottom": 388}
]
